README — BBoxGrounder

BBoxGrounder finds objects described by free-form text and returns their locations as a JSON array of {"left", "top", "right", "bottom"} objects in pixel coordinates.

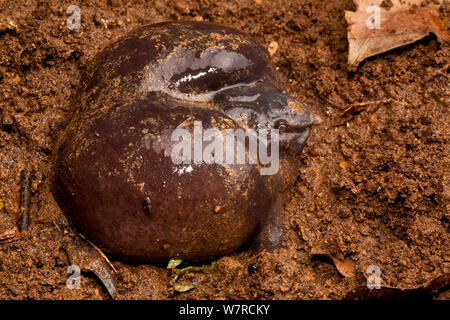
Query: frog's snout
[
  {"left": 277, "top": 97, "right": 315, "bottom": 155},
  {"left": 217, "top": 85, "right": 315, "bottom": 155},
  {"left": 283, "top": 98, "right": 314, "bottom": 132}
]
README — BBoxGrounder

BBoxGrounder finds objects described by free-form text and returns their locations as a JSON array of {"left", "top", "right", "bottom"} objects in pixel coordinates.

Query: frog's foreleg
[{"left": 253, "top": 193, "right": 283, "bottom": 252}]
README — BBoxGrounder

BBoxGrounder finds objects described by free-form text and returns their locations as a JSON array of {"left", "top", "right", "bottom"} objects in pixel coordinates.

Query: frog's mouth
[
  {"left": 278, "top": 122, "right": 313, "bottom": 156},
  {"left": 213, "top": 82, "right": 315, "bottom": 155},
  {"left": 276, "top": 98, "right": 314, "bottom": 155},
  {"left": 278, "top": 122, "right": 314, "bottom": 134}
]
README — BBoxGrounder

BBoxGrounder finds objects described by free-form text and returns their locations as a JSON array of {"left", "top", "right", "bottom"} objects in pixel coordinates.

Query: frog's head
[
  {"left": 257, "top": 89, "right": 312, "bottom": 155},
  {"left": 218, "top": 85, "right": 314, "bottom": 156}
]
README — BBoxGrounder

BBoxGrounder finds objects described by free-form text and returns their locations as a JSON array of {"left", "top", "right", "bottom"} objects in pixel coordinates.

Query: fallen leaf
[
  {"left": 62, "top": 235, "right": 117, "bottom": 299},
  {"left": 268, "top": 41, "right": 279, "bottom": 56},
  {"left": 345, "top": 0, "right": 449, "bottom": 68},
  {"left": 0, "top": 229, "right": 19, "bottom": 243},
  {"left": 0, "top": 14, "right": 17, "bottom": 33},
  {"left": 311, "top": 247, "right": 355, "bottom": 278},
  {"left": 174, "top": 282, "right": 194, "bottom": 293},
  {"left": 344, "top": 273, "right": 450, "bottom": 300},
  {"left": 167, "top": 259, "right": 183, "bottom": 269}
]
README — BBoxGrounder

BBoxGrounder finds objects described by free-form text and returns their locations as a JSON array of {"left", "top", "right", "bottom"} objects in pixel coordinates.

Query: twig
[
  {"left": 245, "top": 252, "right": 262, "bottom": 266},
  {"left": 78, "top": 233, "right": 117, "bottom": 273},
  {"left": 338, "top": 99, "right": 400, "bottom": 117},
  {"left": 18, "top": 170, "right": 32, "bottom": 232},
  {"left": 333, "top": 99, "right": 410, "bottom": 126}
]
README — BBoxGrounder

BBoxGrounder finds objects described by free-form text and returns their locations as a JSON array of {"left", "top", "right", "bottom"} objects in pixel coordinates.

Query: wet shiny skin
[{"left": 52, "top": 21, "right": 313, "bottom": 262}]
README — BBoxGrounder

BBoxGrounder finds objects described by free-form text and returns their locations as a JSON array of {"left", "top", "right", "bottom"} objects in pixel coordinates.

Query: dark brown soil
[{"left": 0, "top": 0, "right": 448, "bottom": 299}]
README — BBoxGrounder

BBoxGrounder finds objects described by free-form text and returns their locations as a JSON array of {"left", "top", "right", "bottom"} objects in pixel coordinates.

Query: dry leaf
[
  {"left": 345, "top": 0, "right": 449, "bottom": 68},
  {"left": 0, "top": 229, "right": 19, "bottom": 242},
  {"left": 0, "top": 14, "right": 17, "bottom": 33},
  {"left": 174, "top": 282, "right": 195, "bottom": 293},
  {"left": 311, "top": 247, "right": 356, "bottom": 278},
  {"left": 344, "top": 273, "right": 450, "bottom": 300},
  {"left": 268, "top": 41, "right": 279, "bottom": 56},
  {"left": 63, "top": 235, "right": 117, "bottom": 299}
]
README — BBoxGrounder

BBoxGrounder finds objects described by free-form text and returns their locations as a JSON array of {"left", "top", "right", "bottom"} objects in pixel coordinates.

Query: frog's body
[{"left": 52, "top": 21, "right": 312, "bottom": 263}]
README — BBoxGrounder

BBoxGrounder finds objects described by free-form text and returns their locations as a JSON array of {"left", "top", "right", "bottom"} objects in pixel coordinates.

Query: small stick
[
  {"left": 337, "top": 98, "right": 409, "bottom": 118},
  {"left": 78, "top": 233, "right": 118, "bottom": 273},
  {"left": 245, "top": 252, "right": 262, "bottom": 266},
  {"left": 18, "top": 170, "right": 32, "bottom": 232},
  {"left": 338, "top": 99, "right": 392, "bottom": 117}
]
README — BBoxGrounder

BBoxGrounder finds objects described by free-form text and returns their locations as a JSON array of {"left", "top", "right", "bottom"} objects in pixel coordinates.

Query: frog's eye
[{"left": 274, "top": 119, "right": 288, "bottom": 131}]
